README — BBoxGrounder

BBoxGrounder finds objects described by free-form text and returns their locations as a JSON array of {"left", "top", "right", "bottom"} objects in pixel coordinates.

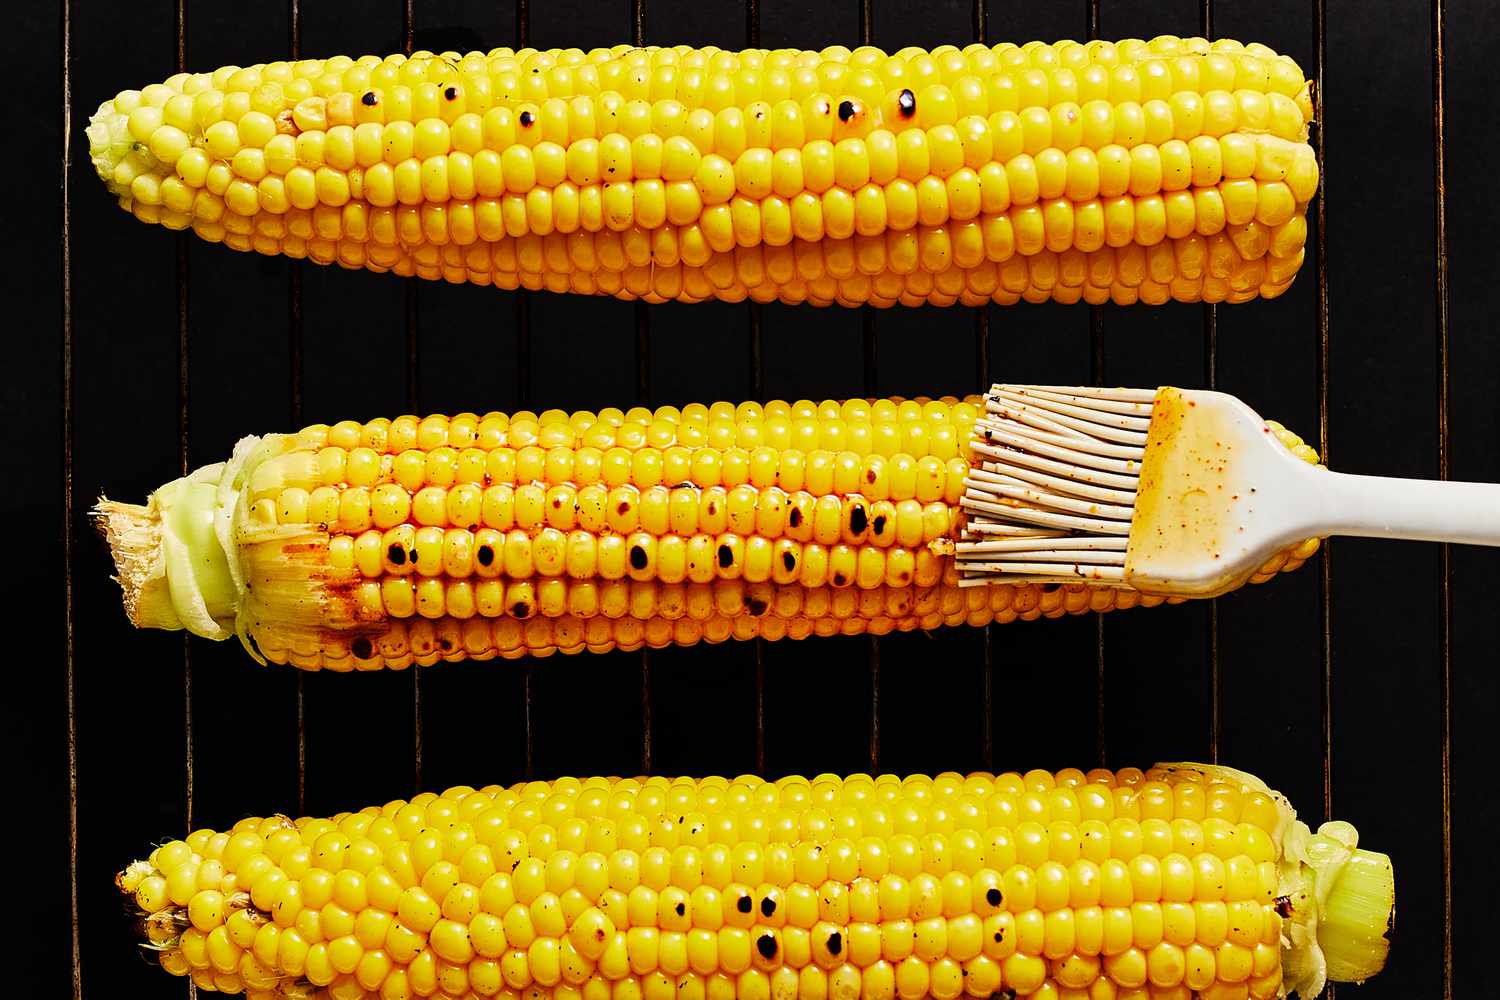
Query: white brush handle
[{"left": 1307, "top": 470, "right": 1500, "bottom": 547}]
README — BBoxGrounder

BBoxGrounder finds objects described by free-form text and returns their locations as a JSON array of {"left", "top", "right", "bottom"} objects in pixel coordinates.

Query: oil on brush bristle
[{"left": 957, "top": 384, "right": 1323, "bottom": 595}]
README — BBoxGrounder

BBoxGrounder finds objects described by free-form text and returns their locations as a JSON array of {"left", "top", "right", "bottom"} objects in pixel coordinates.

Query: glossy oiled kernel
[
  {"left": 123, "top": 766, "right": 1297, "bottom": 999},
  {"left": 96, "top": 38, "right": 1312, "bottom": 305}
]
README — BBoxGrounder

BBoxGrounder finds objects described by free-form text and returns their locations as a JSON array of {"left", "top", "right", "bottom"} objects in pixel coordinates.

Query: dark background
[{"left": 11, "top": 0, "right": 1497, "bottom": 996}]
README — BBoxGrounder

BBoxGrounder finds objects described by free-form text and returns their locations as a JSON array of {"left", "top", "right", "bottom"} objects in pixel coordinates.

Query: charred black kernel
[
  {"left": 438, "top": 637, "right": 452, "bottom": 651},
  {"left": 675, "top": 902, "right": 686, "bottom": 916},
  {"left": 361, "top": 91, "right": 378, "bottom": 106},
  {"left": 388, "top": 544, "right": 407, "bottom": 565},
  {"left": 986, "top": 888, "right": 1002, "bottom": 906},
  {"left": 630, "top": 545, "right": 649, "bottom": 570},
  {"left": 409, "top": 549, "right": 419, "bottom": 563},
  {"left": 444, "top": 86, "right": 458, "bottom": 100},
  {"left": 477, "top": 545, "right": 494, "bottom": 566},
  {"left": 897, "top": 88, "right": 916, "bottom": 118},
  {"left": 519, "top": 110, "right": 535, "bottom": 127},
  {"left": 837, "top": 99, "right": 856, "bottom": 122},
  {"left": 757, "top": 934, "right": 777, "bottom": 959},
  {"left": 1274, "top": 896, "right": 1294, "bottom": 918},
  {"left": 1041, "top": 582, "right": 1061, "bottom": 593},
  {"left": 850, "top": 505, "right": 868, "bottom": 534},
  {"left": 788, "top": 507, "right": 802, "bottom": 527},
  {"left": 351, "top": 637, "right": 374, "bottom": 659},
  {"left": 737, "top": 895, "right": 753, "bottom": 914},
  {"left": 993, "top": 931, "right": 1003, "bottom": 942},
  {"left": 833, "top": 572, "right": 847, "bottom": 586},
  {"left": 747, "top": 597, "right": 768, "bottom": 616},
  {"left": 718, "top": 544, "right": 734, "bottom": 567},
  {"left": 512, "top": 602, "right": 531, "bottom": 618},
  {"left": 872, "top": 515, "right": 887, "bottom": 534},
  {"left": 826, "top": 932, "right": 842, "bottom": 955},
  {"left": 782, "top": 551, "right": 797, "bottom": 571},
  {"left": 760, "top": 896, "right": 776, "bottom": 917}
]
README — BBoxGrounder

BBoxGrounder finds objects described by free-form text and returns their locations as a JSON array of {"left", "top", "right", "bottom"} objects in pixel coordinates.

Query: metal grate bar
[
  {"left": 517, "top": 0, "right": 536, "bottom": 784},
  {"left": 858, "top": 0, "right": 879, "bottom": 776},
  {"left": 175, "top": 0, "right": 194, "bottom": 850},
  {"left": 1430, "top": 0, "right": 1454, "bottom": 994},
  {"left": 288, "top": 0, "right": 308, "bottom": 818},
  {"left": 633, "top": 0, "right": 654, "bottom": 776},
  {"left": 174, "top": 11, "right": 198, "bottom": 1000},
  {"left": 746, "top": 0, "right": 767, "bottom": 777},
  {"left": 974, "top": 0, "right": 992, "bottom": 772},
  {"left": 1086, "top": 0, "right": 1106, "bottom": 770},
  {"left": 1311, "top": 9, "right": 1335, "bottom": 928},
  {"left": 62, "top": 0, "right": 81, "bottom": 994},
  {"left": 402, "top": 0, "right": 423, "bottom": 796},
  {"left": 1200, "top": 0, "right": 1220, "bottom": 764}
]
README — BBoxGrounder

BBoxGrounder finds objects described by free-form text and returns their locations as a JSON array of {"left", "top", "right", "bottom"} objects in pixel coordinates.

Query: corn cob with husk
[
  {"left": 118, "top": 764, "right": 1393, "bottom": 1000},
  {"left": 95, "top": 394, "right": 1321, "bottom": 669},
  {"left": 86, "top": 37, "right": 1316, "bottom": 308}
]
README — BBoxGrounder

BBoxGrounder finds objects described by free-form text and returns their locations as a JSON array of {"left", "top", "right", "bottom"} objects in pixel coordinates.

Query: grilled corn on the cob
[
  {"left": 118, "top": 764, "right": 1393, "bottom": 1000},
  {"left": 86, "top": 37, "right": 1316, "bottom": 308},
  {"left": 96, "top": 396, "right": 1320, "bottom": 669}
]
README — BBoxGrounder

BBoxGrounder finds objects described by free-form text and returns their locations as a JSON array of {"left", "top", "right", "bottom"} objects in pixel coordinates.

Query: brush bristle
[{"left": 958, "top": 385, "right": 1156, "bottom": 587}]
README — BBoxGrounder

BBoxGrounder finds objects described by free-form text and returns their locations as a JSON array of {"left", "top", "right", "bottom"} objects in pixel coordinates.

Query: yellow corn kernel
[{"left": 90, "top": 38, "right": 1312, "bottom": 305}]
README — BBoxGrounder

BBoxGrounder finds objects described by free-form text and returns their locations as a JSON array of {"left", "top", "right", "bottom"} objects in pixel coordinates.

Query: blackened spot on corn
[
  {"left": 837, "top": 100, "right": 856, "bottom": 122},
  {"left": 617, "top": 500, "right": 631, "bottom": 514},
  {"left": 1042, "top": 583, "right": 1061, "bottom": 593},
  {"left": 788, "top": 507, "right": 802, "bottom": 527},
  {"left": 444, "top": 86, "right": 458, "bottom": 100},
  {"left": 410, "top": 549, "right": 419, "bottom": 563},
  {"left": 438, "top": 637, "right": 452, "bottom": 651},
  {"left": 833, "top": 572, "right": 847, "bottom": 586},
  {"left": 361, "top": 91, "right": 378, "bottom": 106},
  {"left": 898, "top": 89, "right": 916, "bottom": 118},
  {"left": 737, "top": 895, "right": 753, "bottom": 914},
  {"left": 827, "top": 932, "right": 842, "bottom": 955},
  {"left": 388, "top": 544, "right": 407, "bottom": 565},
  {"left": 783, "top": 551, "right": 797, "bottom": 571},
  {"left": 519, "top": 110, "right": 535, "bottom": 127},
  {"left": 477, "top": 545, "right": 494, "bottom": 566},
  {"left": 747, "top": 597, "right": 768, "bottom": 616},
  {"left": 512, "top": 602, "right": 531, "bottom": 618},
  {"left": 986, "top": 888, "right": 1002, "bottom": 906},
  {"left": 850, "top": 505, "right": 868, "bottom": 534},
  {"left": 675, "top": 902, "right": 686, "bottom": 916},
  {"left": 351, "top": 637, "right": 373, "bottom": 659},
  {"left": 993, "top": 931, "right": 1003, "bottom": 942},
  {"left": 872, "top": 515, "right": 886, "bottom": 534},
  {"left": 1274, "top": 895, "right": 1294, "bottom": 918},
  {"left": 757, "top": 934, "right": 777, "bottom": 959},
  {"left": 630, "top": 545, "right": 649, "bottom": 569},
  {"left": 760, "top": 896, "right": 776, "bottom": 917},
  {"left": 718, "top": 544, "right": 734, "bottom": 567}
]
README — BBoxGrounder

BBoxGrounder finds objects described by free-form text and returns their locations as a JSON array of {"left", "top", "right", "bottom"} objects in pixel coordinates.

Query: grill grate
[{"left": 57, "top": 1, "right": 1461, "bottom": 997}]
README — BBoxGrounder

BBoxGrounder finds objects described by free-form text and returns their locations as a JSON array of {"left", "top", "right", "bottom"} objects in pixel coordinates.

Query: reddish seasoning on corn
[{"left": 95, "top": 395, "right": 1318, "bottom": 670}]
